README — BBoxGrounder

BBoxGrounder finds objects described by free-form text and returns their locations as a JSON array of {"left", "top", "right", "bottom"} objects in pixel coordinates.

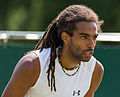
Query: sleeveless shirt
[{"left": 25, "top": 48, "right": 96, "bottom": 97}]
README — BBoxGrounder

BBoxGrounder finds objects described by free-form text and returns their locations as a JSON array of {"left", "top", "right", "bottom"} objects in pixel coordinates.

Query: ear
[{"left": 61, "top": 32, "right": 70, "bottom": 44}]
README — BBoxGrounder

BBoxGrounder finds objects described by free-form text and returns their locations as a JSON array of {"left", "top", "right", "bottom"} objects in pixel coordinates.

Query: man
[{"left": 2, "top": 4, "right": 104, "bottom": 97}]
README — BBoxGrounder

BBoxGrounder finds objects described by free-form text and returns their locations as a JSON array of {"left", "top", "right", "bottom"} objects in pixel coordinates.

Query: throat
[
  {"left": 60, "top": 61, "right": 80, "bottom": 70},
  {"left": 58, "top": 47, "right": 81, "bottom": 70},
  {"left": 57, "top": 48, "right": 81, "bottom": 76}
]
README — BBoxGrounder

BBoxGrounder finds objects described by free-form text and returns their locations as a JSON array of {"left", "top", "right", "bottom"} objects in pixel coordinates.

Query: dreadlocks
[{"left": 34, "top": 4, "right": 103, "bottom": 91}]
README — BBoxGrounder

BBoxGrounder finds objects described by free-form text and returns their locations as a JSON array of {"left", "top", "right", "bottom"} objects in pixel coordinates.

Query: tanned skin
[
  {"left": 2, "top": 21, "right": 104, "bottom": 97},
  {"left": 60, "top": 21, "right": 104, "bottom": 97},
  {"left": 1, "top": 53, "right": 40, "bottom": 97}
]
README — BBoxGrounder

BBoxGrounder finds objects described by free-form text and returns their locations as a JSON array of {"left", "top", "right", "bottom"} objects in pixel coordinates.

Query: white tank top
[{"left": 25, "top": 48, "right": 96, "bottom": 97}]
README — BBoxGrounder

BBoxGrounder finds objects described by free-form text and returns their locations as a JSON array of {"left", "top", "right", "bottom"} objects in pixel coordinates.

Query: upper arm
[
  {"left": 84, "top": 60, "right": 104, "bottom": 97},
  {"left": 1, "top": 52, "right": 40, "bottom": 97}
]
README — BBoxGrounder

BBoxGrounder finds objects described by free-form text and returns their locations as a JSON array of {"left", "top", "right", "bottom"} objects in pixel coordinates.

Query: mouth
[{"left": 83, "top": 51, "right": 94, "bottom": 57}]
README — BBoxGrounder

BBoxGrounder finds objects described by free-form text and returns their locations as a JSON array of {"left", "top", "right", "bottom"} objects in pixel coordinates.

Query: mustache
[{"left": 82, "top": 48, "right": 94, "bottom": 52}]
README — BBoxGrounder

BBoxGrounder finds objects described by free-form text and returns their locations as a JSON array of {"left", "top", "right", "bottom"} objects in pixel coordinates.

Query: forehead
[{"left": 73, "top": 21, "right": 98, "bottom": 35}]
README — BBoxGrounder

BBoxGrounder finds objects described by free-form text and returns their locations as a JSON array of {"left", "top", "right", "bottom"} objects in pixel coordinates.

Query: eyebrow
[
  {"left": 78, "top": 32, "right": 90, "bottom": 36},
  {"left": 78, "top": 32, "right": 98, "bottom": 37}
]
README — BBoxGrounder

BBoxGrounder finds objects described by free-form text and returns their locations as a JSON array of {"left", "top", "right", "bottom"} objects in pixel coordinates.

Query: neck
[{"left": 58, "top": 46, "right": 81, "bottom": 70}]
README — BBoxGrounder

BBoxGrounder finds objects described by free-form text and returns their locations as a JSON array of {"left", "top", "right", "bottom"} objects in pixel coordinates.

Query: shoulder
[
  {"left": 95, "top": 60, "right": 104, "bottom": 78},
  {"left": 1, "top": 51, "right": 41, "bottom": 97},
  {"left": 90, "top": 57, "right": 104, "bottom": 80},
  {"left": 19, "top": 51, "right": 40, "bottom": 68},
  {"left": 15, "top": 51, "right": 40, "bottom": 86},
  {"left": 10, "top": 51, "right": 41, "bottom": 88},
  {"left": 91, "top": 60, "right": 104, "bottom": 91},
  {"left": 85, "top": 59, "right": 104, "bottom": 96},
  {"left": 93, "top": 60, "right": 104, "bottom": 86},
  {"left": 94, "top": 60, "right": 104, "bottom": 85}
]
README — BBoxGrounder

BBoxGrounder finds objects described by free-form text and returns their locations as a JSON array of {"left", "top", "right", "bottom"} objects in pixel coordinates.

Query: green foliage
[{"left": 0, "top": 0, "right": 120, "bottom": 32}]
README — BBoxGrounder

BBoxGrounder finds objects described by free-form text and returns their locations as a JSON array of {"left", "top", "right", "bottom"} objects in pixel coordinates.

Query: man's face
[{"left": 68, "top": 21, "right": 98, "bottom": 62}]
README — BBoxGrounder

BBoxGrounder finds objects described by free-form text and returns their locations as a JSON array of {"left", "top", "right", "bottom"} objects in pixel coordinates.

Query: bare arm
[
  {"left": 1, "top": 52, "right": 40, "bottom": 97},
  {"left": 84, "top": 60, "right": 104, "bottom": 97}
]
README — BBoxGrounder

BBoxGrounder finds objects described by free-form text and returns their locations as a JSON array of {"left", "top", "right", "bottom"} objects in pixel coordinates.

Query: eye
[
  {"left": 93, "top": 35, "right": 98, "bottom": 40},
  {"left": 81, "top": 36, "right": 86, "bottom": 39}
]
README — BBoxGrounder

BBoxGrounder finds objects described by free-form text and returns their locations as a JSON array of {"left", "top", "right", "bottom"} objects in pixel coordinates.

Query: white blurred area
[{"left": 1, "top": 31, "right": 120, "bottom": 42}]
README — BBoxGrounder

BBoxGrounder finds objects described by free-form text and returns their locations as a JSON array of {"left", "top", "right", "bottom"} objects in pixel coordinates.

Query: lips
[{"left": 83, "top": 51, "right": 94, "bottom": 57}]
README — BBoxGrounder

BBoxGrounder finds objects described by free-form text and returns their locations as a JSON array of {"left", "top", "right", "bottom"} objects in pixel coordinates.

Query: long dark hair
[{"left": 34, "top": 4, "right": 103, "bottom": 91}]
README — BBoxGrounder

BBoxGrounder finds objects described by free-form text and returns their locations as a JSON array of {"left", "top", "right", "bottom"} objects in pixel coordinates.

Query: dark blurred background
[{"left": 0, "top": 0, "right": 120, "bottom": 32}]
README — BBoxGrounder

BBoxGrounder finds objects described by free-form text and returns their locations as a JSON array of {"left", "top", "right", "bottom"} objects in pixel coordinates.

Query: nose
[{"left": 88, "top": 38, "right": 96, "bottom": 49}]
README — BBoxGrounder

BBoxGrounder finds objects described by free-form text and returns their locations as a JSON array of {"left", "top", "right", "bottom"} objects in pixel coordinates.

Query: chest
[{"left": 30, "top": 63, "right": 92, "bottom": 97}]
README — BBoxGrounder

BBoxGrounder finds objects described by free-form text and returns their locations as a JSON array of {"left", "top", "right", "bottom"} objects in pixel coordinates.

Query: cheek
[
  {"left": 70, "top": 36, "right": 88, "bottom": 50},
  {"left": 72, "top": 40, "right": 86, "bottom": 51},
  {"left": 75, "top": 39, "right": 87, "bottom": 48}
]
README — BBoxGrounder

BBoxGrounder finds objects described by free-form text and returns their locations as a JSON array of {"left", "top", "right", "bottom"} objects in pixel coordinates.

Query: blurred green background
[
  {"left": 1, "top": 40, "right": 120, "bottom": 97},
  {"left": 1, "top": 0, "right": 120, "bottom": 97},
  {"left": 0, "top": 0, "right": 120, "bottom": 31}
]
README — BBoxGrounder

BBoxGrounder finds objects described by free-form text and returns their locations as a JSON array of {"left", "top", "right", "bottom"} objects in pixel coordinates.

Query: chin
[{"left": 81, "top": 57, "right": 91, "bottom": 62}]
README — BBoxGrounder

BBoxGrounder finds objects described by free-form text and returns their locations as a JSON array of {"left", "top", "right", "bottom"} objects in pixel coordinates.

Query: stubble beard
[
  {"left": 69, "top": 43, "right": 83, "bottom": 62},
  {"left": 69, "top": 46, "right": 91, "bottom": 62},
  {"left": 69, "top": 41, "right": 91, "bottom": 62}
]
